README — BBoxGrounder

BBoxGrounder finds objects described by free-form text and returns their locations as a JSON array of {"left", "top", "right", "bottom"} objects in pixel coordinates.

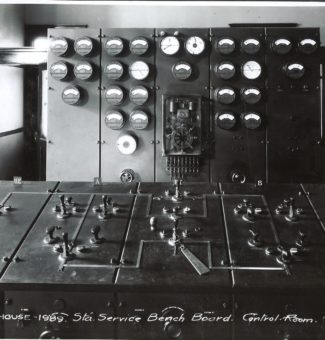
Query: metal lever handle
[
  {"left": 90, "top": 225, "right": 103, "bottom": 244},
  {"left": 180, "top": 245, "right": 210, "bottom": 276}
]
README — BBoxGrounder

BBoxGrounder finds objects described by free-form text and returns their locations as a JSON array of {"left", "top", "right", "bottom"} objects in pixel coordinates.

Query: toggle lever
[
  {"left": 248, "top": 228, "right": 263, "bottom": 247},
  {"left": 242, "top": 204, "right": 255, "bottom": 222},
  {"left": 56, "top": 195, "right": 70, "bottom": 219},
  {"left": 149, "top": 217, "right": 157, "bottom": 231},
  {"left": 296, "top": 230, "right": 307, "bottom": 248},
  {"left": 285, "top": 197, "right": 298, "bottom": 222},
  {"left": 179, "top": 245, "right": 210, "bottom": 276},
  {"left": 44, "top": 225, "right": 61, "bottom": 244},
  {"left": 90, "top": 225, "right": 104, "bottom": 244},
  {"left": 60, "top": 232, "right": 73, "bottom": 260}
]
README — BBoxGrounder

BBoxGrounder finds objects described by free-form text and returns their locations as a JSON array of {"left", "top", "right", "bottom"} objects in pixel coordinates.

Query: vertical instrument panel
[{"left": 47, "top": 28, "right": 100, "bottom": 181}]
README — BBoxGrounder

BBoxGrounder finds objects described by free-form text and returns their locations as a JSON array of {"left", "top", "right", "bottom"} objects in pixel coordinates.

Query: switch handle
[{"left": 180, "top": 245, "right": 210, "bottom": 276}]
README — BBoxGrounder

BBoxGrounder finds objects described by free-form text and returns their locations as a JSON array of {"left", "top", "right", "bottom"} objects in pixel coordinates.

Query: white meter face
[
  {"left": 242, "top": 61, "right": 262, "bottom": 80},
  {"left": 116, "top": 135, "right": 137, "bottom": 155},
  {"left": 129, "top": 61, "right": 150, "bottom": 80},
  {"left": 160, "top": 36, "right": 180, "bottom": 55},
  {"left": 185, "top": 36, "right": 205, "bottom": 55}
]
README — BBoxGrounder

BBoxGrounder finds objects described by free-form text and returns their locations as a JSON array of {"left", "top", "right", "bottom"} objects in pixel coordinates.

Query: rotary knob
[
  {"left": 216, "top": 112, "right": 236, "bottom": 130},
  {"left": 214, "top": 87, "right": 236, "bottom": 105},
  {"left": 283, "top": 62, "right": 305, "bottom": 80},
  {"left": 242, "top": 112, "right": 262, "bottom": 130}
]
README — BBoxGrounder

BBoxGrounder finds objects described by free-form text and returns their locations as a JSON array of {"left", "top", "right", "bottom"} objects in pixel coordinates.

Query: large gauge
[
  {"left": 215, "top": 37, "right": 235, "bottom": 55},
  {"left": 129, "top": 86, "right": 149, "bottom": 105},
  {"left": 216, "top": 112, "right": 237, "bottom": 130},
  {"left": 73, "top": 62, "right": 93, "bottom": 80},
  {"left": 283, "top": 63, "right": 305, "bottom": 79},
  {"left": 241, "top": 87, "right": 262, "bottom": 104},
  {"left": 50, "top": 37, "right": 69, "bottom": 56},
  {"left": 185, "top": 36, "right": 205, "bottom": 55},
  {"left": 172, "top": 61, "right": 192, "bottom": 80},
  {"left": 129, "top": 61, "right": 150, "bottom": 80},
  {"left": 130, "top": 37, "right": 149, "bottom": 55},
  {"left": 116, "top": 135, "right": 137, "bottom": 155},
  {"left": 130, "top": 110, "right": 149, "bottom": 130},
  {"left": 271, "top": 38, "right": 292, "bottom": 55},
  {"left": 241, "top": 38, "right": 261, "bottom": 55},
  {"left": 241, "top": 61, "right": 262, "bottom": 80},
  {"left": 104, "top": 62, "right": 124, "bottom": 80},
  {"left": 214, "top": 62, "right": 236, "bottom": 80},
  {"left": 298, "top": 38, "right": 318, "bottom": 54},
  {"left": 160, "top": 36, "right": 180, "bottom": 55},
  {"left": 105, "top": 37, "right": 124, "bottom": 56},
  {"left": 214, "top": 87, "right": 236, "bottom": 105},
  {"left": 242, "top": 112, "right": 262, "bottom": 129},
  {"left": 49, "top": 61, "right": 69, "bottom": 80},
  {"left": 105, "top": 110, "right": 125, "bottom": 130},
  {"left": 105, "top": 86, "right": 124, "bottom": 106},
  {"left": 74, "top": 37, "right": 93, "bottom": 56},
  {"left": 62, "top": 85, "right": 81, "bottom": 105}
]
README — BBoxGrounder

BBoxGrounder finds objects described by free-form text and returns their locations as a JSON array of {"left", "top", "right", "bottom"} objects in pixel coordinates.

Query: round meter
[
  {"left": 50, "top": 37, "right": 69, "bottom": 56},
  {"left": 50, "top": 61, "right": 69, "bottom": 80},
  {"left": 129, "top": 86, "right": 149, "bottom": 105},
  {"left": 214, "top": 87, "right": 236, "bottom": 105},
  {"left": 105, "top": 86, "right": 124, "bottom": 106},
  {"left": 241, "top": 61, "right": 262, "bottom": 80},
  {"left": 216, "top": 112, "right": 237, "bottom": 130},
  {"left": 241, "top": 87, "right": 262, "bottom": 104},
  {"left": 73, "top": 62, "right": 93, "bottom": 80},
  {"left": 214, "top": 62, "right": 236, "bottom": 80},
  {"left": 116, "top": 135, "right": 137, "bottom": 155},
  {"left": 105, "top": 37, "right": 124, "bottom": 56},
  {"left": 283, "top": 62, "right": 305, "bottom": 79},
  {"left": 130, "top": 110, "right": 149, "bottom": 130},
  {"left": 271, "top": 38, "right": 292, "bottom": 55},
  {"left": 160, "top": 36, "right": 180, "bottom": 56},
  {"left": 298, "top": 38, "right": 318, "bottom": 54},
  {"left": 104, "top": 110, "right": 125, "bottom": 130},
  {"left": 215, "top": 37, "right": 236, "bottom": 55},
  {"left": 242, "top": 112, "right": 262, "bottom": 129},
  {"left": 241, "top": 38, "right": 261, "bottom": 55},
  {"left": 74, "top": 37, "right": 93, "bottom": 56},
  {"left": 172, "top": 61, "right": 192, "bottom": 80},
  {"left": 129, "top": 61, "right": 150, "bottom": 80},
  {"left": 185, "top": 36, "right": 205, "bottom": 55},
  {"left": 62, "top": 85, "right": 81, "bottom": 105},
  {"left": 130, "top": 37, "right": 149, "bottom": 55},
  {"left": 104, "top": 62, "right": 124, "bottom": 80}
]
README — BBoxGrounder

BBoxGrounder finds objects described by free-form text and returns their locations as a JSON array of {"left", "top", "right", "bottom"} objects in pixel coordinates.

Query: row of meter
[
  {"left": 47, "top": 27, "right": 321, "bottom": 184},
  {"left": 1, "top": 180, "right": 325, "bottom": 339}
]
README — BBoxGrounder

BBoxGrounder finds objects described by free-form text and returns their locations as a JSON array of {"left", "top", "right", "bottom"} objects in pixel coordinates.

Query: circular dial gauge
[
  {"left": 50, "top": 37, "right": 69, "bottom": 56},
  {"left": 160, "top": 36, "right": 180, "bottom": 55},
  {"left": 116, "top": 135, "right": 137, "bottom": 155},
  {"left": 73, "top": 62, "right": 93, "bottom": 80},
  {"left": 129, "top": 86, "right": 149, "bottom": 105},
  {"left": 50, "top": 61, "right": 68, "bottom": 80},
  {"left": 185, "top": 36, "right": 205, "bottom": 55},
  {"left": 215, "top": 37, "right": 236, "bottom": 55},
  {"left": 242, "top": 112, "right": 262, "bottom": 129},
  {"left": 130, "top": 37, "right": 149, "bottom": 55},
  {"left": 105, "top": 86, "right": 124, "bottom": 106},
  {"left": 172, "top": 61, "right": 192, "bottom": 80},
  {"left": 241, "top": 87, "right": 262, "bottom": 104},
  {"left": 62, "top": 85, "right": 81, "bottom": 105},
  {"left": 298, "top": 38, "right": 318, "bottom": 54},
  {"left": 129, "top": 61, "right": 150, "bottom": 80},
  {"left": 130, "top": 110, "right": 149, "bottom": 130},
  {"left": 214, "top": 87, "right": 236, "bottom": 105},
  {"left": 216, "top": 112, "right": 237, "bottom": 130},
  {"left": 74, "top": 37, "right": 93, "bottom": 56},
  {"left": 242, "top": 38, "right": 261, "bottom": 55},
  {"left": 272, "top": 38, "right": 292, "bottom": 55},
  {"left": 105, "top": 37, "right": 124, "bottom": 56},
  {"left": 104, "top": 62, "right": 124, "bottom": 80},
  {"left": 105, "top": 110, "right": 125, "bottom": 130},
  {"left": 214, "top": 62, "right": 236, "bottom": 80},
  {"left": 242, "top": 61, "right": 262, "bottom": 80},
  {"left": 283, "top": 63, "right": 305, "bottom": 79}
]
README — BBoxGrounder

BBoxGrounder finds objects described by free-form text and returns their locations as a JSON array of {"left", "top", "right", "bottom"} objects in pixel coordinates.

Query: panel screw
[{"left": 4, "top": 299, "right": 12, "bottom": 305}]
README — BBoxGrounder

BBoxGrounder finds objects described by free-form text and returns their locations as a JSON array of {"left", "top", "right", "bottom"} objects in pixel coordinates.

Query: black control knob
[
  {"left": 283, "top": 62, "right": 305, "bottom": 79},
  {"left": 214, "top": 61, "right": 236, "bottom": 80},
  {"left": 242, "top": 112, "right": 262, "bottom": 130},
  {"left": 298, "top": 38, "right": 318, "bottom": 54},
  {"left": 216, "top": 112, "right": 236, "bottom": 130},
  {"left": 215, "top": 37, "right": 236, "bottom": 55},
  {"left": 214, "top": 87, "right": 236, "bottom": 104},
  {"left": 271, "top": 38, "right": 292, "bottom": 55},
  {"left": 164, "top": 322, "right": 182, "bottom": 338},
  {"left": 241, "top": 87, "right": 262, "bottom": 105},
  {"left": 39, "top": 330, "right": 59, "bottom": 339},
  {"left": 241, "top": 38, "right": 261, "bottom": 55}
]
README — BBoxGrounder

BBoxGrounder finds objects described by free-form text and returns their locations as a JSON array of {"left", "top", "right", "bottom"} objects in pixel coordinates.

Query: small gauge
[
  {"left": 242, "top": 38, "right": 261, "bottom": 55},
  {"left": 214, "top": 62, "right": 236, "bottom": 80},
  {"left": 215, "top": 37, "right": 236, "bottom": 55},
  {"left": 242, "top": 112, "right": 262, "bottom": 129},
  {"left": 104, "top": 62, "right": 124, "bottom": 80},
  {"left": 73, "top": 62, "right": 93, "bottom": 80},
  {"left": 62, "top": 85, "right": 81, "bottom": 105},
  {"left": 160, "top": 36, "right": 180, "bottom": 56},
  {"left": 216, "top": 112, "right": 237, "bottom": 130},
  {"left": 105, "top": 110, "right": 125, "bottom": 130},
  {"left": 271, "top": 38, "right": 292, "bottom": 55},
  {"left": 214, "top": 87, "right": 236, "bottom": 105},
  {"left": 105, "top": 37, "right": 124, "bottom": 56},
  {"left": 49, "top": 61, "right": 68, "bottom": 80},
  {"left": 129, "top": 61, "right": 150, "bottom": 80},
  {"left": 298, "top": 38, "right": 318, "bottom": 54},
  {"left": 172, "top": 61, "right": 192, "bottom": 80},
  {"left": 283, "top": 62, "right": 305, "bottom": 79},
  {"left": 130, "top": 37, "right": 149, "bottom": 55},
  {"left": 116, "top": 135, "right": 137, "bottom": 155},
  {"left": 105, "top": 86, "right": 124, "bottom": 106},
  {"left": 241, "top": 87, "right": 262, "bottom": 105},
  {"left": 50, "top": 37, "right": 69, "bottom": 56},
  {"left": 242, "top": 61, "right": 262, "bottom": 80},
  {"left": 185, "top": 36, "right": 205, "bottom": 55},
  {"left": 74, "top": 37, "right": 93, "bottom": 56},
  {"left": 129, "top": 86, "right": 149, "bottom": 105},
  {"left": 130, "top": 110, "right": 149, "bottom": 130}
]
